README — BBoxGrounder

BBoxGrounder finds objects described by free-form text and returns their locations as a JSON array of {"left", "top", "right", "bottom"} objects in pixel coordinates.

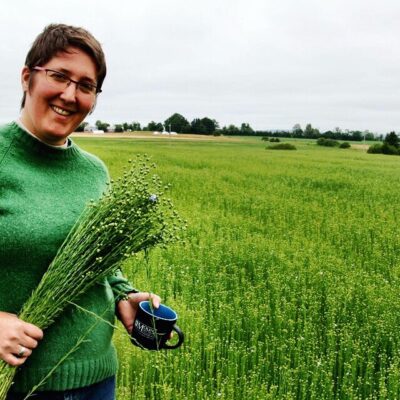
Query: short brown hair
[{"left": 21, "top": 23, "right": 107, "bottom": 108}]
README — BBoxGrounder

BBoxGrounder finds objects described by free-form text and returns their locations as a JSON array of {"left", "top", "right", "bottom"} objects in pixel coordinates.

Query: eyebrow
[{"left": 52, "top": 67, "right": 97, "bottom": 84}]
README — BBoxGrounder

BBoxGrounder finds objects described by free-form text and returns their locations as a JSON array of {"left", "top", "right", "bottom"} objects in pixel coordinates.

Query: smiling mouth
[{"left": 51, "top": 105, "right": 75, "bottom": 117}]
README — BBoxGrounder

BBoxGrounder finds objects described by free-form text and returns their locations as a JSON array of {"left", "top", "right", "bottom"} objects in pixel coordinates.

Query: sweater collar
[
  {"left": 9, "top": 122, "right": 80, "bottom": 160},
  {"left": 15, "top": 119, "right": 71, "bottom": 149}
]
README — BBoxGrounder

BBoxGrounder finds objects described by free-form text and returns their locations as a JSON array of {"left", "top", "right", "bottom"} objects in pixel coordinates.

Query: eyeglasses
[{"left": 32, "top": 67, "right": 101, "bottom": 95}]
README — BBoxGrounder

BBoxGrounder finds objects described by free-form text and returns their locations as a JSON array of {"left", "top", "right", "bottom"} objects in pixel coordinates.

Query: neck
[{"left": 18, "top": 115, "right": 68, "bottom": 148}]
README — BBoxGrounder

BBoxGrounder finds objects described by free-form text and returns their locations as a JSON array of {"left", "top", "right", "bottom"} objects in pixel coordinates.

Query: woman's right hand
[{"left": 0, "top": 311, "right": 43, "bottom": 366}]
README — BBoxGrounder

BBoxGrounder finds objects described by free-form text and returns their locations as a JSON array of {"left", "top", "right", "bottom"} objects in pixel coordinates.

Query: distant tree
[
  {"left": 202, "top": 117, "right": 218, "bottom": 135},
  {"left": 122, "top": 121, "right": 141, "bottom": 131},
  {"left": 155, "top": 122, "right": 164, "bottom": 132},
  {"left": 367, "top": 144, "right": 383, "bottom": 154},
  {"left": 341, "top": 130, "right": 351, "bottom": 141},
  {"left": 321, "top": 128, "right": 339, "bottom": 140},
  {"left": 190, "top": 117, "right": 217, "bottom": 134},
  {"left": 240, "top": 123, "right": 254, "bottom": 135},
  {"left": 322, "top": 130, "right": 334, "bottom": 139},
  {"left": 114, "top": 124, "right": 124, "bottom": 133},
  {"left": 368, "top": 142, "right": 398, "bottom": 155},
  {"left": 164, "top": 113, "right": 189, "bottom": 133},
  {"left": 364, "top": 131, "right": 375, "bottom": 141},
  {"left": 317, "top": 137, "right": 339, "bottom": 147},
  {"left": 384, "top": 131, "right": 399, "bottom": 148},
  {"left": 382, "top": 143, "right": 399, "bottom": 155},
  {"left": 304, "top": 123, "right": 319, "bottom": 138},
  {"left": 145, "top": 121, "right": 164, "bottom": 132},
  {"left": 222, "top": 124, "right": 240, "bottom": 135},
  {"left": 182, "top": 124, "right": 191, "bottom": 133},
  {"left": 350, "top": 131, "right": 363, "bottom": 141},
  {"left": 143, "top": 122, "right": 153, "bottom": 131},
  {"left": 131, "top": 121, "right": 141, "bottom": 131},
  {"left": 304, "top": 123, "right": 313, "bottom": 137},
  {"left": 292, "top": 124, "right": 303, "bottom": 137},
  {"left": 75, "top": 121, "right": 89, "bottom": 132},
  {"left": 191, "top": 118, "right": 207, "bottom": 134},
  {"left": 95, "top": 120, "right": 110, "bottom": 132}
]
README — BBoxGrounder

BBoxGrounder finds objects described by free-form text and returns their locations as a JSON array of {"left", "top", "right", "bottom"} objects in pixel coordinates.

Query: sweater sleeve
[
  {"left": 107, "top": 269, "right": 139, "bottom": 302},
  {"left": 0, "top": 123, "right": 15, "bottom": 171}
]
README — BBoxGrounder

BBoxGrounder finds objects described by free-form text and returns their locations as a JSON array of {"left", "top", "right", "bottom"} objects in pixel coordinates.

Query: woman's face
[{"left": 20, "top": 47, "right": 98, "bottom": 146}]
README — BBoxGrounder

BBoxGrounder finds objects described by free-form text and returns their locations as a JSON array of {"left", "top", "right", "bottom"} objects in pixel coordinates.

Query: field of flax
[{"left": 75, "top": 136, "right": 400, "bottom": 400}]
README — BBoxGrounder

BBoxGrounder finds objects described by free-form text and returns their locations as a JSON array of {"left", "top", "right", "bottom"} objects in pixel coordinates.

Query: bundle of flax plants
[{"left": 0, "top": 155, "right": 185, "bottom": 398}]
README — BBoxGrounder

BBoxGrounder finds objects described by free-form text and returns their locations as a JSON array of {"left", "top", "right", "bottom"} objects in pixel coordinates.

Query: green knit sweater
[{"left": 0, "top": 122, "right": 135, "bottom": 392}]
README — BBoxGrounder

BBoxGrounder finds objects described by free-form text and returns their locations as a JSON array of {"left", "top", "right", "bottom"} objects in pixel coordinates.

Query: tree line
[
  {"left": 368, "top": 132, "right": 400, "bottom": 155},
  {"left": 260, "top": 123, "right": 379, "bottom": 142},
  {"left": 76, "top": 115, "right": 386, "bottom": 141},
  {"left": 76, "top": 113, "right": 256, "bottom": 135}
]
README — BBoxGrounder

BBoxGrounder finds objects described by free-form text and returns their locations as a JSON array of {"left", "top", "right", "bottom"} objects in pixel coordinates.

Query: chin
[
  {"left": 49, "top": 121, "right": 78, "bottom": 136},
  {"left": 42, "top": 127, "right": 73, "bottom": 144}
]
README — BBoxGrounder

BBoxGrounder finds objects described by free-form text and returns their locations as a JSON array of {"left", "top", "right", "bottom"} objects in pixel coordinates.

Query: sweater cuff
[{"left": 107, "top": 270, "right": 139, "bottom": 302}]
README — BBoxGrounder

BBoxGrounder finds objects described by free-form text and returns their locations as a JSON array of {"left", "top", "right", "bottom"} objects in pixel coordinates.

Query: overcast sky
[{"left": 1, "top": 0, "right": 400, "bottom": 133}]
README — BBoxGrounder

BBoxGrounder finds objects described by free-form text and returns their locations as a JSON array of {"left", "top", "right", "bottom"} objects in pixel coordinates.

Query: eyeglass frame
[{"left": 31, "top": 66, "right": 102, "bottom": 95}]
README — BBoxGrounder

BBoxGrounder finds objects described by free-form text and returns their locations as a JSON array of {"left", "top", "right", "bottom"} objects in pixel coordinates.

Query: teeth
[{"left": 51, "top": 105, "right": 72, "bottom": 116}]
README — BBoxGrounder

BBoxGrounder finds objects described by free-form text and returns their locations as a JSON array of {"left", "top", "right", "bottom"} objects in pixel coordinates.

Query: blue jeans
[{"left": 7, "top": 376, "right": 115, "bottom": 400}]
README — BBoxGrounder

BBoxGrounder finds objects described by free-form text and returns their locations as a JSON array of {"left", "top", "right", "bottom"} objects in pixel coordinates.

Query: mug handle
[{"left": 163, "top": 324, "right": 184, "bottom": 350}]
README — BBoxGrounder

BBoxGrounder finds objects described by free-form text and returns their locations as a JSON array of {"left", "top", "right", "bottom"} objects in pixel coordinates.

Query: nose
[{"left": 59, "top": 82, "right": 78, "bottom": 103}]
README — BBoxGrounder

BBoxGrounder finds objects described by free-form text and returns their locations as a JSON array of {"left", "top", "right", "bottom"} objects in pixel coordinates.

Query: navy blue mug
[{"left": 130, "top": 301, "right": 184, "bottom": 350}]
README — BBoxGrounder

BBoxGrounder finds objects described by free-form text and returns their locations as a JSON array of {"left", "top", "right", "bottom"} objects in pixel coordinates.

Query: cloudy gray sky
[{"left": 1, "top": 0, "right": 400, "bottom": 133}]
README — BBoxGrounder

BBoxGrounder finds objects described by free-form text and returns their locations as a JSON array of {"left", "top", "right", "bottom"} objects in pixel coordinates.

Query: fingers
[
  {"left": 3, "top": 353, "right": 30, "bottom": 367},
  {"left": 150, "top": 293, "right": 161, "bottom": 308},
  {"left": 0, "top": 312, "right": 43, "bottom": 366},
  {"left": 127, "top": 292, "right": 162, "bottom": 308},
  {"left": 4, "top": 335, "right": 36, "bottom": 366},
  {"left": 15, "top": 345, "right": 32, "bottom": 360},
  {"left": 2, "top": 344, "right": 33, "bottom": 367},
  {"left": 20, "top": 334, "right": 40, "bottom": 350},
  {"left": 116, "top": 300, "right": 135, "bottom": 333},
  {"left": 23, "top": 322, "right": 44, "bottom": 341}
]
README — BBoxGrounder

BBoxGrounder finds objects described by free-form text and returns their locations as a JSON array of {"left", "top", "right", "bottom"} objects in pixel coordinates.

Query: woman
[{"left": 0, "top": 24, "right": 159, "bottom": 399}]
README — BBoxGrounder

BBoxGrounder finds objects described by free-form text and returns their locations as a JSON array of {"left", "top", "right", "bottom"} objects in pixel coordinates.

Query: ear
[{"left": 21, "top": 66, "right": 31, "bottom": 91}]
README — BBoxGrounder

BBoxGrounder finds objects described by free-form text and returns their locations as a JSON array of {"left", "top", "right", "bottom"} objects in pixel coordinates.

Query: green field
[{"left": 76, "top": 136, "right": 400, "bottom": 400}]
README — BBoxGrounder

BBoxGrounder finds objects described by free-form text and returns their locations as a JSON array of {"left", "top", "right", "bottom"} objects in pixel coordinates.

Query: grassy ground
[{"left": 75, "top": 136, "right": 400, "bottom": 399}]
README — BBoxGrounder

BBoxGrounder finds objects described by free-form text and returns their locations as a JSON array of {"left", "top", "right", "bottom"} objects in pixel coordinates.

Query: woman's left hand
[{"left": 116, "top": 292, "right": 161, "bottom": 334}]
